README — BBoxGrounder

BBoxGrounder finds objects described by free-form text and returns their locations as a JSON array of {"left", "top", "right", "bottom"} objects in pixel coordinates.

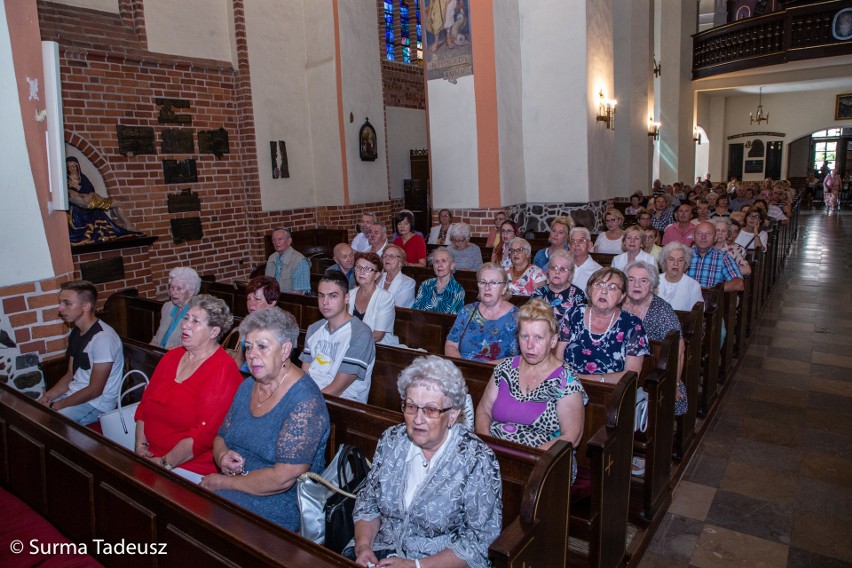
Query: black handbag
[{"left": 321, "top": 445, "right": 371, "bottom": 553}]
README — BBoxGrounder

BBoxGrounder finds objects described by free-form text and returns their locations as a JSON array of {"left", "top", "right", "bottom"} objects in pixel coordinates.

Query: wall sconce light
[
  {"left": 693, "top": 128, "right": 702, "bottom": 145},
  {"left": 653, "top": 57, "right": 662, "bottom": 78},
  {"left": 596, "top": 90, "right": 616, "bottom": 130},
  {"left": 648, "top": 118, "right": 661, "bottom": 140}
]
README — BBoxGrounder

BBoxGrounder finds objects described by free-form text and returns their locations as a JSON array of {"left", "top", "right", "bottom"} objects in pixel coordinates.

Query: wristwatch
[{"left": 161, "top": 457, "right": 174, "bottom": 471}]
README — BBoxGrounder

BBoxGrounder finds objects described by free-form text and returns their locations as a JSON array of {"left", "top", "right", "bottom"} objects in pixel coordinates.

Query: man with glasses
[
  {"left": 301, "top": 270, "right": 375, "bottom": 403},
  {"left": 569, "top": 227, "right": 602, "bottom": 291}
]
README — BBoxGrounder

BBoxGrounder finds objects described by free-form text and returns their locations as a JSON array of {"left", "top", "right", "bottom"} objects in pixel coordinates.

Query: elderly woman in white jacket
[{"left": 377, "top": 244, "right": 416, "bottom": 308}]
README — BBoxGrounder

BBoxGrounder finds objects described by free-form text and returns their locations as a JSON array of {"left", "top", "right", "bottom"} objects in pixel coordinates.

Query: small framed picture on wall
[{"left": 835, "top": 93, "right": 852, "bottom": 121}]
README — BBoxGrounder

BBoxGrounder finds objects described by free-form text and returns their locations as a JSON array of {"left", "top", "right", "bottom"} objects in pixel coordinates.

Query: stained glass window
[
  {"left": 400, "top": 1, "right": 410, "bottom": 63},
  {"left": 384, "top": 1, "right": 395, "bottom": 61},
  {"left": 415, "top": 0, "right": 423, "bottom": 63}
]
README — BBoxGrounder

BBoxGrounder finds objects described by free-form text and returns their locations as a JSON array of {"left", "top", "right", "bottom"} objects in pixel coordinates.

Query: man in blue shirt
[{"left": 265, "top": 227, "right": 311, "bottom": 294}]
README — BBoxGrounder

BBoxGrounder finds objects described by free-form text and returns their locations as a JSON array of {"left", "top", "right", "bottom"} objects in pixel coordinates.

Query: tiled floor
[{"left": 640, "top": 209, "right": 852, "bottom": 568}]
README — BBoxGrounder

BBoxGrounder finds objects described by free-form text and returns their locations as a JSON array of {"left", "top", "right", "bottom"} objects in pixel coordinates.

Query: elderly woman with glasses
[
  {"left": 346, "top": 356, "right": 502, "bottom": 568},
  {"left": 531, "top": 249, "right": 586, "bottom": 322},
  {"left": 475, "top": 299, "right": 587, "bottom": 483},
  {"left": 412, "top": 247, "right": 465, "bottom": 314},
  {"left": 622, "top": 261, "right": 687, "bottom": 415},
  {"left": 378, "top": 244, "right": 416, "bottom": 308},
  {"left": 593, "top": 208, "right": 626, "bottom": 254},
  {"left": 533, "top": 216, "right": 574, "bottom": 269},
  {"left": 507, "top": 237, "right": 548, "bottom": 297},
  {"left": 491, "top": 219, "right": 519, "bottom": 270},
  {"left": 556, "top": 267, "right": 649, "bottom": 385},
  {"left": 151, "top": 266, "right": 202, "bottom": 350},
  {"left": 427, "top": 208, "right": 453, "bottom": 245},
  {"left": 201, "top": 308, "right": 329, "bottom": 531},
  {"left": 737, "top": 206, "right": 768, "bottom": 251},
  {"left": 446, "top": 222, "right": 483, "bottom": 271},
  {"left": 657, "top": 242, "right": 704, "bottom": 312},
  {"left": 349, "top": 252, "right": 398, "bottom": 346},
  {"left": 445, "top": 263, "right": 519, "bottom": 364}
]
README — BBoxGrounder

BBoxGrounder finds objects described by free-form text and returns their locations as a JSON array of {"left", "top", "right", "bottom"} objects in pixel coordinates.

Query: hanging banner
[{"left": 424, "top": 0, "right": 473, "bottom": 81}]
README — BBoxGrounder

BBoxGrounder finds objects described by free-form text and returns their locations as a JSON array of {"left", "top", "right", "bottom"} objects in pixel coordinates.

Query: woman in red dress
[{"left": 134, "top": 295, "right": 243, "bottom": 476}]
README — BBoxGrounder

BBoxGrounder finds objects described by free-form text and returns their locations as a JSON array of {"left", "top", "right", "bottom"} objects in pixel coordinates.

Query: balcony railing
[{"left": 692, "top": 0, "right": 852, "bottom": 79}]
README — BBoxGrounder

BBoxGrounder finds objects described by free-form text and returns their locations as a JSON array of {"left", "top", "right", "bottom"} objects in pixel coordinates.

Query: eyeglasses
[
  {"left": 450, "top": 238, "right": 466, "bottom": 244},
  {"left": 477, "top": 280, "right": 506, "bottom": 288},
  {"left": 500, "top": 229, "right": 515, "bottom": 234},
  {"left": 593, "top": 282, "right": 622, "bottom": 293},
  {"left": 569, "top": 238, "right": 588, "bottom": 245},
  {"left": 401, "top": 401, "right": 453, "bottom": 419},
  {"left": 355, "top": 265, "right": 376, "bottom": 273},
  {"left": 627, "top": 277, "right": 651, "bottom": 286},
  {"left": 382, "top": 254, "right": 402, "bottom": 260},
  {"left": 508, "top": 248, "right": 526, "bottom": 254},
  {"left": 549, "top": 265, "right": 572, "bottom": 274}
]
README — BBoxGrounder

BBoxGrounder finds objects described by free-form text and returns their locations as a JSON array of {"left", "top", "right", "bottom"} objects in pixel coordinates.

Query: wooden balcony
[{"left": 692, "top": 0, "right": 852, "bottom": 79}]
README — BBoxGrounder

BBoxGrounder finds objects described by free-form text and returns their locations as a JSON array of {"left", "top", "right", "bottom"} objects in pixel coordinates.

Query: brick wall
[{"left": 0, "top": 275, "right": 73, "bottom": 358}]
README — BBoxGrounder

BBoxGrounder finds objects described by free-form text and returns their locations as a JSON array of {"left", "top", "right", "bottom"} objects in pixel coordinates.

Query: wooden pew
[
  {"left": 591, "top": 252, "right": 616, "bottom": 267},
  {"left": 98, "top": 288, "right": 638, "bottom": 568},
  {"left": 630, "top": 332, "right": 679, "bottom": 525},
  {"left": 674, "top": 302, "right": 704, "bottom": 459},
  {"left": 323, "top": 397, "right": 575, "bottom": 568},
  {"left": 0, "top": 383, "right": 357, "bottom": 568},
  {"left": 718, "top": 288, "right": 738, "bottom": 382},
  {"left": 699, "top": 284, "right": 724, "bottom": 416},
  {"left": 36, "top": 339, "right": 574, "bottom": 568}
]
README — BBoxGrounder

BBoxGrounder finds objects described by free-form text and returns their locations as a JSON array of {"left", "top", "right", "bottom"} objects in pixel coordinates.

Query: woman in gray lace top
[{"left": 346, "top": 355, "right": 502, "bottom": 568}]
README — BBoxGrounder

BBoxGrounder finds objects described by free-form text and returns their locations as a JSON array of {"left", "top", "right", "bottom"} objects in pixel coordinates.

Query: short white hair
[
  {"left": 397, "top": 355, "right": 468, "bottom": 408},
  {"left": 169, "top": 266, "right": 201, "bottom": 294}
]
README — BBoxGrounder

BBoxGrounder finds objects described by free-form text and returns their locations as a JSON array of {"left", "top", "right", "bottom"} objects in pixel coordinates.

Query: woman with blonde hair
[
  {"left": 476, "top": 298, "right": 587, "bottom": 482},
  {"left": 593, "top": 208, "right": 626, "bottom": 254}
]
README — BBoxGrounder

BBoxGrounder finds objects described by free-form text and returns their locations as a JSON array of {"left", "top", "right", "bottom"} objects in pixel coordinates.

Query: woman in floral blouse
[
  {"left": 556, "top": 267, "right": 649, "bottom": 384},
  {"left": 445, "top": 263, "right": 518, "bottom": 364},
  {"left": 506, "top": 237, "right": 548, "bottom": 297}
]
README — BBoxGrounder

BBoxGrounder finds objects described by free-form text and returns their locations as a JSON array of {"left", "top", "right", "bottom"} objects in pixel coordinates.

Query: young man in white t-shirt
[
  {"left": 300, "top": 270, "right": 375, "bottom": 403},
  {"left": 38, "top": 280, "right": 124, "bottom": 425}
]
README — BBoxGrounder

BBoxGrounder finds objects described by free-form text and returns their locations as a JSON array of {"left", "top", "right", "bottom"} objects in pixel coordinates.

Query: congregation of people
[{"left": 35, "top": 175, "right": 799, "bottom": 566}]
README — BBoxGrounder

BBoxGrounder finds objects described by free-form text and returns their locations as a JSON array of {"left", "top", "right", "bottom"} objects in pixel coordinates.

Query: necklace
[
  {"left": 255, "top": 367, "right": 289, "bottom": 408},
  {"left": 584, "top": 308, "right": 616, "bottom": 344}
]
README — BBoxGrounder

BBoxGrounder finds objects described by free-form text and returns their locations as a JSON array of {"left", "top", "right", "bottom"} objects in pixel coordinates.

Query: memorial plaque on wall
[
  {"left": 80, "top": 257, "right": 125, "bottom": 284},
  {"left": 170, "top": 217, "right": 203, "bottom": 243},
  {"left": 198, "top": 128, "right": 230, "bottom": 158},
  {"left": 744, "top": 160, "right": 764, "bottom": 174},
  {"left": 161, "top": 129, "right": 195, "bottom": 154},
  {"left": 167, "top": 188, "right": 201, "bottom": 213},
  {"left": 116, "top": 125, "right": 156, "bottom": 156},
  {"left": 163, "top": 159, "right": 198, "bottom": 184},
  {"left": 155, "top": 98, "right": 192, "bottom": 124}
]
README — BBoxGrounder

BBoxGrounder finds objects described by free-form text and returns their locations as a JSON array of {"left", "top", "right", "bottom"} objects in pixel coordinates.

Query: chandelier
[{"left": 749, "top": 87, "right": 769, "bottom": 125}]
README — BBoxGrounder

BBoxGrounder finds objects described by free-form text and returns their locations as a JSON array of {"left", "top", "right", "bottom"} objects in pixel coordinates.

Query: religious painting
[
  {"left": 359, "top": 120, "right": 378, "bottom": 162},
  {"left": 832, "top": 8, "right": 852, "bottom": 41},
  {"left": 835, "top": 93, "right": 852, "bottom": 120},
  {"left": 270, "top": 141, "right": 290, "bottom": 178},
  {"left": 424, "top": 0, "right": 472, "bottom": 82}
]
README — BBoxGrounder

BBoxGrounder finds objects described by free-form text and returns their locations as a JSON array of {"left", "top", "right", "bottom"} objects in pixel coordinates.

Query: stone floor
[{"left": 640, "top": 208, "right": 852, "bottom": 568}]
